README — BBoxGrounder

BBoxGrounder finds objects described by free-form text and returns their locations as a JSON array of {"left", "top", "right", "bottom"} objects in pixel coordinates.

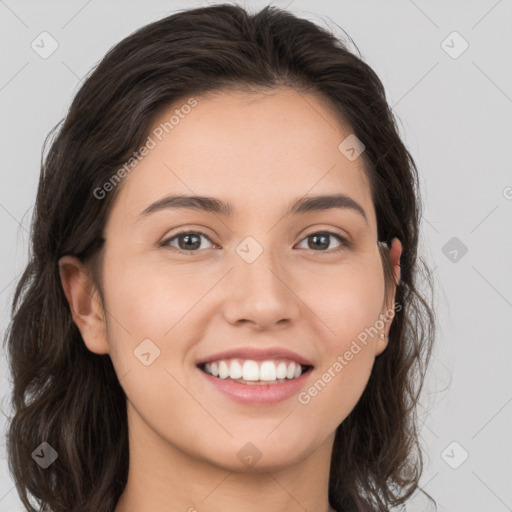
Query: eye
[
  {"left": 161, "top": 231, "right": 216, "bottom": 253},
  {"left": 295, "top": 231, "right": 349, "bottom": 253}
]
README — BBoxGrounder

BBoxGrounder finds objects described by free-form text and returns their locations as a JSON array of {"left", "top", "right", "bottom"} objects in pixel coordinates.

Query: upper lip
[{"left": 196, "top": 347, "right": 314, "bottom": 367}]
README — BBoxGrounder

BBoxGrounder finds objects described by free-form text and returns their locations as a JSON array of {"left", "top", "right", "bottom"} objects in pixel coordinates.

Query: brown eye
[
  {"left": 296, "top": 231, "right": 349, "bottom": 253},
  {"left": 161, "top": 231, "right": 215, "bottom": 252}
]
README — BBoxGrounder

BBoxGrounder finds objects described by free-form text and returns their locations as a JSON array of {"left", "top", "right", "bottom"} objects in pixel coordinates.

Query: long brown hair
[{"left": 4, "top": 4, "right": 436, "bottom": 511}]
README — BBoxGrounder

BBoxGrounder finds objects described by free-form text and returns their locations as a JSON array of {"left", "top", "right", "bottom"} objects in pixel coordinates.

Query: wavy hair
[{"left": 4, "top": 4, "right": 436, "bottom": 511}]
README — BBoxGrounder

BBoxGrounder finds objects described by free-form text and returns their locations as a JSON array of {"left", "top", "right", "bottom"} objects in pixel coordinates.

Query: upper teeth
[{"left": 203, "top": 359, "right": 305, "bottom": 381}]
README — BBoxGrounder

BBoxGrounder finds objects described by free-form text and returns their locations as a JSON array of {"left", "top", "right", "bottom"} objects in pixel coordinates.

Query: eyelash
[{"left": 160, "top": 230, "right": 351, "bottom": 255}]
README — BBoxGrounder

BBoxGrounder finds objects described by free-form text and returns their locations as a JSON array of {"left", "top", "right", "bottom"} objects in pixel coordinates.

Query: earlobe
[
  {"left": 58, "top": 255, "right": 109, "bottom": 355},
  {"left": 375, "top": 334, "right": 388, "bottom": 357}
]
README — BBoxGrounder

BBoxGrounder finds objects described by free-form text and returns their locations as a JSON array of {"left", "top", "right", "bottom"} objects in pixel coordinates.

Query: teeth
[
  {"left": 259, "top": 361, "right": 276, "bottom": 381},
  {"left": 242, "top": 360, "right": 259, "bottom": 381},
  {"left": 229, "top": 360, "right": 243, "bottom": 379},
  {"left": 218, "top": 361, "right": 229, "bottom": 379},
  {"left": 202, "top": 359, "right": 307, "bottom": 382},
  {"left": 276, "top": 361, "right": 287, "bottom": 379}
]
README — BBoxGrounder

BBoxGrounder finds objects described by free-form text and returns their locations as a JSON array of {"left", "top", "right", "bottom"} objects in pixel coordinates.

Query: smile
[{"left": 199, "top": 358, "right": 313, "bottom": 384}]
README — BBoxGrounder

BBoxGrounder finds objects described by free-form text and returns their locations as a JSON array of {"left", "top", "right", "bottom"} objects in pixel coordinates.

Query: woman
[{"left": 4, "top": 4, "right": 436, "bottom": 511}]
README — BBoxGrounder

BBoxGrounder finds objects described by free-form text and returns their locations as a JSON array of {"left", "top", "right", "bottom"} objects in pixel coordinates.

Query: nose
[{"left": 221, "top": 248, "right": 301, "bottom": 330}]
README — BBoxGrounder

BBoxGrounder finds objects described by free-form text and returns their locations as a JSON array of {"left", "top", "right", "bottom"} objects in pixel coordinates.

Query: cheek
[
  {"left": 292, "top": 260, "right": 383, "bottom": 418},
  {"left": 298, "top": 288, "right": 382, "bottom": 428},
  {"left": 297, "top": 345, "right": 374, "bottom": 437},
  {"left": 297, "top": 257, "right": 385, "bottom": 342},
  {"left": 102, "top": 254, "right": 207, "bottom": 338}
]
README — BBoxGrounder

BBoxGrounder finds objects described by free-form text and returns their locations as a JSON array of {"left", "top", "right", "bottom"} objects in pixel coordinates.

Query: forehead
[{"left": 107, "top": 87, "right": 376, "bottom": 230}]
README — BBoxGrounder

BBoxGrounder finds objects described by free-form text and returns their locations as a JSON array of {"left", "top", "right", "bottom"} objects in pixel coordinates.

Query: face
[{"left": 62, "top": 87, "right": 400, "bottom": 472}]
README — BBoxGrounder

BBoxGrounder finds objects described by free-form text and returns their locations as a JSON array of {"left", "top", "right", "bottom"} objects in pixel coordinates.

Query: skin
[{"left": 59, "top": 86, "right": 401, "bottom": 512}]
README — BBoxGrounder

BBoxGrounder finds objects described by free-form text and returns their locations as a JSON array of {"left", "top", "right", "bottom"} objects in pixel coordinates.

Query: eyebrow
[{"left": 138, "top": 193, "right": 368, "bottom": 224}]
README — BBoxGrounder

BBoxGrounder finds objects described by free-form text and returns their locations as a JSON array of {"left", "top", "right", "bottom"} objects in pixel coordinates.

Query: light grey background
[{"left": 1, "top": 1, "right": 511, "bottom": 510}]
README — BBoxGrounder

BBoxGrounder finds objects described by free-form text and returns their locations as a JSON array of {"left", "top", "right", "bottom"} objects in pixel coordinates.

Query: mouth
[{"left": 197, "top": 358, "right": 314, "bottom": 385}]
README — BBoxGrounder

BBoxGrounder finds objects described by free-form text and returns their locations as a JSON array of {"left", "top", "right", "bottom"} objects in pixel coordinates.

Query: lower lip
[{"left": 198, "top": 367, "right": 313, "bottom": 405}]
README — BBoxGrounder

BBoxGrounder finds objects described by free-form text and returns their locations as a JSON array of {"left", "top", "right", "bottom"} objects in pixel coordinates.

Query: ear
[
  {"left": 375, "top": 237, "right": 402, "bottom": 356},
  {"left": 58, "top": 255, "right": 109, "bottom": 355}
]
